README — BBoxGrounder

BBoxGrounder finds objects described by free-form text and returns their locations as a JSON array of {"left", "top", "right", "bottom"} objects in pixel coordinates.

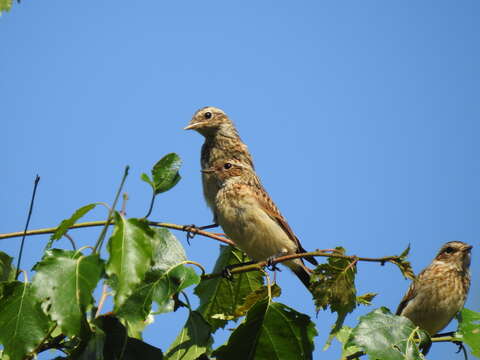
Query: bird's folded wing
[
  {"left": 396, "top": 281, "right": 417, "bottom": 315},
  {"left": 254, "top": 184, "right": 318, "bottom": 266}
]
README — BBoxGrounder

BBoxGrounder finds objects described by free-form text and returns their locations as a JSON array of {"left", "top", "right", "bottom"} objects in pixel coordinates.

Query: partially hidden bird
[
  {"left": 184, "top": 106, "right": 254, "bottom": 224},
  {"left": 202, "top": 160, "right": 318, "bottom": 289},
  {"left": 396, "top": 241, "right": 472, "bottom": 336}
]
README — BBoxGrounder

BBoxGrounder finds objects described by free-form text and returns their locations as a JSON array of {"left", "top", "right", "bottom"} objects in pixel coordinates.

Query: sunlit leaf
[
  {"left": 106, "top": 214, "right": 154, "bottom": 310},
  {"left": 457, "top": 307, "right": 480, "bottom": 357},
  {"left": 0, "top": 281, "right": 51, "bottom": 360},
  {"left": 0, "top": 0, "right": 12, "bottom": 13},
  {"left": 194, "top": 245, "right": 264, "bottom": 331},
  {"left": 229, "top": 284, "right": 281, "bottom": 320},
  {"left": 335, "top": 326, "right": 362, "bottom": 359},
  {"left": 142, "top": 153, "right": 182, "bottom": 195},
  {"left": 391, "top": 245, "right": 415, "bottom": 280},
  {"left": 347, "top": 307, "right": 429, "bottom": 360},
  {"left": 310, "top": 247, "right": 357, "bottom": 348},
  {"left": 32, "top": 249, "right": 104, "bottom": 338},
  {"left": 118, "top": 228, "right": 199, "bottom": 336},
  {"left": 51, "top": 203, "right": 98, "bottom": 241},
  {"left": 165, "top": 311, "right": 212, "bottom": 360},
  {"left": 213, "top": 300, "right": 317, "bottom": 360},
  {"left": 356, "top": 292, "right": 377, "bottom": 306}
]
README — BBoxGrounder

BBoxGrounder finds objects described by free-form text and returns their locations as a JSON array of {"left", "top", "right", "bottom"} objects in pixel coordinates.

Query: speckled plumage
[
  {"left": 185, "top": 106, "right": 254, "bottom": 221},
  {"left": 203, "top": 161, "right": 318, "bottom": 289},
  {"left": 396, "top": 241, "right": 472, "bottom": 335}
]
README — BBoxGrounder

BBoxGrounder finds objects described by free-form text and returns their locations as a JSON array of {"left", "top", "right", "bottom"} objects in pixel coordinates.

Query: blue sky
[{"left": 1, "top": 1, "right": 479, "bottom": 359}]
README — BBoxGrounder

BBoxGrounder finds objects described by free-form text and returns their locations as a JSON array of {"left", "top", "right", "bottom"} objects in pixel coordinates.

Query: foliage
[
  {"left": 213, "top": 299, "right": 317, "bottom": 360},
  {"left": 345, "top": 307, "right": 430, "bottom": 360},
  {"left": 457, "top": 308, "right": 480, "bottom": 357},
  {"left": 0, "top": 0, "right": 13, "bottom": 14},
  {"left": 0, "top": 153, "right": 478, "bottom": 359},
  {"left": 310, "top": 247, "right": 377, "bottom": 348}
]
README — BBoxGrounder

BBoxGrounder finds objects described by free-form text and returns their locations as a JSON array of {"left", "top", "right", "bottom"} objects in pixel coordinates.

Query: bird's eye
[
  {"left": 444, "top": 246, "right": 455, "bottom": 254},
  {"left": 204, "top": 111, "right": 212, "bottom": 119},
  {"left": 224, "top": 163, "right": 232, "bottom": 170}
]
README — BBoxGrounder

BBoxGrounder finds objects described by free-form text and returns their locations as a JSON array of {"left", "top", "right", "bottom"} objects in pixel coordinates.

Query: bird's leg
[
  {"left": 182, "top": 223, "right": 219, "bottom": 244},
  {"left": 266, "top": 250, "right": 288, "bottom": 271},
  {"left": 453, "top": 341, "right": 467, "bottom": 357},
  {"left": 431, "top": 332, "right": 464, "bottom": 356},
  {"left": 420, "top": 340, "right": 432, "bottom": 356},
  {"left": 221, "top": 260, "right": 257, "bottom": 281}
]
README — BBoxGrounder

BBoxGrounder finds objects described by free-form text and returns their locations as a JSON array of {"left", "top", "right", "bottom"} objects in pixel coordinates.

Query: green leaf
[
  {"left": 223, "top": 284, "right": 281, "bottom": 321},
  {"left": 0, "top": 281, "right": 51, "bottom": 360},
  {"left": 213, "top": 300, "right": 317, "bottom": 360},
  {"left": 194, "top": 245, "right": 264, "bottom": 331},
  {"left": 310, "top": 247, "right": 358, "bottom": 348},
  {"left": 356, "top": 292, "right": 377, "bottom": 306},
  {"left": 392, "top": 245, "right": 415, "bottom": 280},
  {"left": 94, "top": 314, "right": 164, "bottom": 360},
  {"left": 76, "top": 327, "right": 106, "bottom": 360},
  {"left": 144, "top": 153, "right": 182, "bottom": 195},
  {"left": 0, "top": 0, "right": 12, "bottom": 12},
  {"left": 165, "top": 311, "right": 213, "bottom": 360},
  {"left": 0, "top": 251, "right": 15, "bottom": 282},
  {"left": 141, "top": 173, "right": 156, "bottom": 192},
  {"left": 457, "top": 307, "right": 480, "bottom": 357},
  {"left": 106, "top": 214, "right": 154, "bottom": 310},
  {"left": 347, "top": 307, "right": 429, "bottom": 360},
  {"left": 335, "top": 326, "right": 363, "bottom": 359},
  {"left": 32, "top": 249, "right": 104, "bottom": 338},
  {"left": 118, "top": 228, "right": 199, "bottom": 335},
  {"left": 47, "top": 203, "right": 98, "bottom": 248},
  {"left": 150, "top": 228, "right": 188, "bottom": 270}
]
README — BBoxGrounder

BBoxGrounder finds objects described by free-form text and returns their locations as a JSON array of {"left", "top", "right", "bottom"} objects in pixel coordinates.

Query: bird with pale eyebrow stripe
[
  {"left": 184, "top": 106, "right": 254, "bottom": 227},
  {"left": 202, "top": 160, "right": 318, "bottom": 289},
  {"left": 396, "top": 241, "right": 472, "bottom": 336}
]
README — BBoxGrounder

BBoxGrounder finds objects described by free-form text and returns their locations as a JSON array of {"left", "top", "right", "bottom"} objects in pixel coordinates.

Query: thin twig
[
  {"left": 93, "top": 166, "right": 129, "bottom": 253},
  {"left": 95, "top": 283, "right": 110, "bottom": 317},
  {"left": 120, "top": 193, "right": 129, "bottom": 217},
  {"left": 201, "top": 250, "right": 405, "bottom": 280},
  {"left": 0, "top": 220, "right": 234, "bottom": 245},
  {"left": 63, "top": 233, "right": 77, "bottom": 250},
  {"left": 145, "top": 191, "right": 156, "bottom": 218},
  {"left": 15, "top": 175, "right": 40, "bottom": 280},
  {"left": 344, "top": 350, "right": 365, "bottom": 360}
]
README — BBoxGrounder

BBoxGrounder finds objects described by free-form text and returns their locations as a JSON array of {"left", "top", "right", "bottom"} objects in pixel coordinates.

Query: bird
[
  {"left": 202, "top": 160, "right": 318, "bottom": 289},
  {"left": 396, "top": 241, "right": 472, "bottom": 336},
  {"left": 184, "top": 106, "right": 254, "bottom": 225}
]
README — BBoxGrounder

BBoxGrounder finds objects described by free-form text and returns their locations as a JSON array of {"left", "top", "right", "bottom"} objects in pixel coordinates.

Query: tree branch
[
  {"left": 0, "top": 220, "right": 234, "bottom": 246},
  {"left": 201, "top": 250, "right": 407, "bottom": 280}
]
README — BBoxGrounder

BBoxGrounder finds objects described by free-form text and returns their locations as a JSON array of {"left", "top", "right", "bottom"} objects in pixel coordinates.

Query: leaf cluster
[{"left": 0, "top": 153, "right": 478, "bottom": 360}]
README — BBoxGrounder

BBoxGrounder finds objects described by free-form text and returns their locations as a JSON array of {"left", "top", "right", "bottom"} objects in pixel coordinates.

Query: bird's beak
[
  {"left": 201, "top": 167, "right": 215, "bottom": 174},
  {"left": 184, "top": 121, "right": 207, "bottom": 130},
  {"left": 183, "top": 123, "right": 197, "bottom": 130},
  {"left": 464, "top": 245, "right": 473, "bottom": 252}
]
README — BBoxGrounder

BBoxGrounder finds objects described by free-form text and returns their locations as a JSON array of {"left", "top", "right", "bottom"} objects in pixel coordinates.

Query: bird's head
[
  {"left": 184, "top": 106, "right": 234, "bottom": 137},
  {"left": 434, "top": 241, "right": 472, "bottom": 271}
]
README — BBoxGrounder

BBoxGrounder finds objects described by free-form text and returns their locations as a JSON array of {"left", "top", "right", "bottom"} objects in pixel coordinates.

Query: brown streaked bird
[
  {"left": 184, "top": 106, "right": 254, "bottom": 224},
  {"left": 396, "top": 241, "right": 472, "bottom": 336},
  {"left": 202, "top": 160, "right": 318, "bottom": 289}
]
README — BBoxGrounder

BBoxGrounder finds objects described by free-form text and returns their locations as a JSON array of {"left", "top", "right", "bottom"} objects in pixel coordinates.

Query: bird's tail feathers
[{"left": 287, "top": 260, "right": 313, "bottom": 290}]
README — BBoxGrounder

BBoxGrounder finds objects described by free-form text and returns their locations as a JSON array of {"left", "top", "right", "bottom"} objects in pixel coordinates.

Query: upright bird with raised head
[
  {"left": 202, "top": 160, "right": 318, "bottom": 289},
  {"left": 184, "top": 107, "right": 254, "bottom": 223},
  {"left": 396, "top": 241, "right": 472, "bottom": 335}
]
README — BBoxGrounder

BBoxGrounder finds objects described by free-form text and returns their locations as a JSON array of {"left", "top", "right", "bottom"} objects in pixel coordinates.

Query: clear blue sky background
[{"left": 1, "top": 1, "right": 479, "bottom": 359}]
